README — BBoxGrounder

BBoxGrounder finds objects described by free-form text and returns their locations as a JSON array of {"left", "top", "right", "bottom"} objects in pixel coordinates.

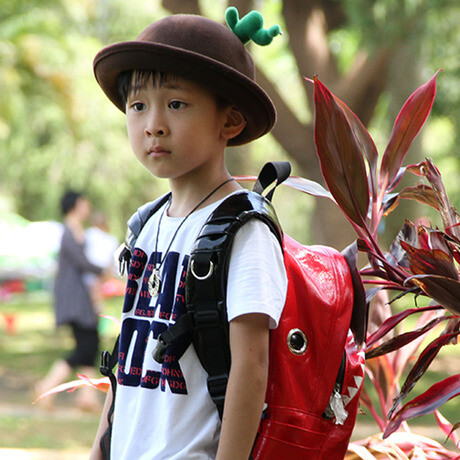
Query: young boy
[{"left": 91, "top": 12, "right": 287, "bottom": 460}]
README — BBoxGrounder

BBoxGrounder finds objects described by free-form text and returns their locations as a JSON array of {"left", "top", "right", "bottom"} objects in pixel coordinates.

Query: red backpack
[
  {"left": 103, "top": 162, "right": 367, "bottom": 459},
  {"left": 252, "top": 235, "right": 365, "bottom": 458}
]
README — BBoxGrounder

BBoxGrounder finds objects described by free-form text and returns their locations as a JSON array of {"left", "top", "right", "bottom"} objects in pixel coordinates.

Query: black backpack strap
[
  {"left": 187, "top": 160, "right": 291, "bottom": 418},
  {"left": 99, "top": 335, "right": 119, "bottom": 459},
  {"left": 153, "top": 162, "right": 291, "bottom": 419},
  {"left": 119, "top": 193, "right": 172, "bottom": 275},
  {"left": 186, "top": 191, "right": 283, "bottom": 418},
  {"left": 152, "top": 312, "right": 194, "bottom": 363},
  {"left": 151, "top": 190, "right": 284, "bottom": 369}
]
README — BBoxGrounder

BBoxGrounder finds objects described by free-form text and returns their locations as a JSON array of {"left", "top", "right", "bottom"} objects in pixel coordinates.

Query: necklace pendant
[{"left": 148, "top": 268, "right": 162, "bottom": 297}]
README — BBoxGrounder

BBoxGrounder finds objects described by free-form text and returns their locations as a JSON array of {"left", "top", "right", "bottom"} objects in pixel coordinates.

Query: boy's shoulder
[{"left": 120, "top": 190, "right": 281, "bottom": 272}]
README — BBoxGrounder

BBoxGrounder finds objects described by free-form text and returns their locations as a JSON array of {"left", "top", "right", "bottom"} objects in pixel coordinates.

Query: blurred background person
[
  {"left": 84, "top": 211, "right": 119, "bottom": 313},
  {"left": 35, "top": 191, "right": 103, "bottom": 411}
]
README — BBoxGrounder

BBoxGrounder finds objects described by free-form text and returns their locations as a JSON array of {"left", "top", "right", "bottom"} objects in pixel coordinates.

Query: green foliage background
[
  {"left": 2, "top": 1, "right": 460, "bottom": 451},
  {"left": 2, "top": 0, "right": 460, "bottom": 241},
  {"left": 1, "top": 0, "right": 162, "bottom": 237}
]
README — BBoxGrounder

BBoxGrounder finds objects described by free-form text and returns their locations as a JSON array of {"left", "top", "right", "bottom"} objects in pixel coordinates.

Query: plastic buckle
[
  {"left": 118, "top": 245, "right": 132, "bottom": 276},
  {"left": 194, "top": 310, "right": 220, "bottom": 328},
  {"left": 100, "top": 350, "right": 111, "bottom": 376},
  {"left": 152, "top": 335, "right": 168, "bottom": 364},
  {"left": 207, "top": 374, "right": 228, "bottom": 400}
]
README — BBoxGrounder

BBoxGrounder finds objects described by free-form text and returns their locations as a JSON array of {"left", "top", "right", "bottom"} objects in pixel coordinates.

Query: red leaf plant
[
  {"left": 306, "top": 72, "right": 460, "bottom": 457},
  {"left": 37, "top": 74, "right": 460, "bottom": 457},
  {"left": 33, "top": 374, "right": 111, "bottom": 403}
]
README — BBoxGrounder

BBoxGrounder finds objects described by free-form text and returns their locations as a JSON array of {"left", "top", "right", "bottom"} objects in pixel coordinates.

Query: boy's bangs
[
  {"left": 118, "top": 70, "right": 180, "bottom": 104},
  {"left": 117, "top": 70, "right": 229, "bottom": 109}
]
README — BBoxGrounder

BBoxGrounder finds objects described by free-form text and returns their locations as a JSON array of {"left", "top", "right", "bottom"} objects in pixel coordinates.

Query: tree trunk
[{"left": 160, "top": 0, "right": 403, "bottom": 249}]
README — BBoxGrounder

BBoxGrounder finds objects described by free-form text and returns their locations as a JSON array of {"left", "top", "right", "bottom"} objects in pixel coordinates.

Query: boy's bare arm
[
  {"left": 216, "top": 313, "right": 270, "bottom": 460},
  {"left": 89, "top": 388, "right": 113, "bottom": 460}
]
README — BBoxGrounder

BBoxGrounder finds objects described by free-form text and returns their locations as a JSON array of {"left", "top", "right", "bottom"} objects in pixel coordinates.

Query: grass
[
  {"left": 0, "top": 291, "right": 458, "bottom": 453},
  {"left": 0, "top": 292, "right": 120, "bottom": 451},
  {"left": 0, "top": 413, "right": 99, "bottom": 450}
]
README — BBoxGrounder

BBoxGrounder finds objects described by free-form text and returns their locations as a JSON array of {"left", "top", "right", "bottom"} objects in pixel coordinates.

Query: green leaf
[{"left": 313, "top": 76, "right": 369, "bottom": 228}]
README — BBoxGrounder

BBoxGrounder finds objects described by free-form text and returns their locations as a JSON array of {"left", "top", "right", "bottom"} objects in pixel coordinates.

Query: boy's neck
[{"left": 168, "top": 175, "right": 241, "bottom": 218}]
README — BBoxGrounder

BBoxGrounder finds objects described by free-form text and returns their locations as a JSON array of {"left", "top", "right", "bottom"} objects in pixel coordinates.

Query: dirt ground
[{"left": 0, "top": 448, "right": 89, "bottom": 460}]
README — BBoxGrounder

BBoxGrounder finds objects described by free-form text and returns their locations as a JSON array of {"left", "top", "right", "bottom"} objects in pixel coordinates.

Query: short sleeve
[{"left": 226, "top": 219, "right": 287, "bottom": 329}]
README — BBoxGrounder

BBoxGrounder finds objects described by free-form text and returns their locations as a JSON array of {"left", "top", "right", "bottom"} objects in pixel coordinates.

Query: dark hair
[
  {"left": 60, "top": 191, "right": 83, "bottom": 216},
  {"left": 117, "top": 69, "right": 229, "bottom": 109}
]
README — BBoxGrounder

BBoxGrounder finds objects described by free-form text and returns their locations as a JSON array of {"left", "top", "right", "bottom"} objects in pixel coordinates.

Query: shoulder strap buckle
[
  {"left": 152, "top": 336, "right": 169, "bottom": 364},
  {"left": 100, "top": 335, "right": 119, "bottom": 378},
  {"left": 207, "top": 374, "right": 229, "bottom": 418},
  {"left": 194, "top": 310, "right": 220, "bottom": 328},
  {"left": 207, "top": 374, "right": 228, "bottom": 398},
  {"left": 100, "top": 350, "right": 112, "bottom": 377},
  {"left": 152, "top": 313, "right": 194, "bottom": 364}
]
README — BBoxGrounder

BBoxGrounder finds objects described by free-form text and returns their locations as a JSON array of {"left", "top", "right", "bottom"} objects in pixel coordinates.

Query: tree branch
[
  {"left": 282, "top": 0, "right": 340, "bottom": 103},
  {"left": 161, "top": 0, "right": 200, "bottom": 14},
  {"left": 336, "top": 47, "right": 392, "bottom": 126},
  {"left": 255, "top": 67, "right": 319, "bottom": 179},
  {"left": 232, "top": 0, "right": 254, "bottom": 15}
]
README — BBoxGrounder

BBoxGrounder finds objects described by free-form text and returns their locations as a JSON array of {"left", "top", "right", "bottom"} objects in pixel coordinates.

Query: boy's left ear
[{"left": 222, "top": 107, "right": 247, "bottom": 141}]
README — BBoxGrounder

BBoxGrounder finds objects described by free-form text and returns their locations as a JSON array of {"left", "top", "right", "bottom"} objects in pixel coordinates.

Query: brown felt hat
[{"left": 93, "top": 14, "right": 276, "bottom": 146}]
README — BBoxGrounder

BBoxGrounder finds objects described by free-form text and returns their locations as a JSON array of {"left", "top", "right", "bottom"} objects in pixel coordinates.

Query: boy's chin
[{"left": 136, "top": 158, "right": 170, "bottom": 179}]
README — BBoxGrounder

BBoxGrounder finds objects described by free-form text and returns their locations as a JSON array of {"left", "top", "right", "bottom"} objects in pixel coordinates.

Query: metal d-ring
[{"left": 190, "top": 259, "right": 214, "bottom": 280}]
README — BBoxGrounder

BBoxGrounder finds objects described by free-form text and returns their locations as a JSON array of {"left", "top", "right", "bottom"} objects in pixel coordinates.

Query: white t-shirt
[{"left": 111, "top": 192, "right": 287, "bottom": 460}]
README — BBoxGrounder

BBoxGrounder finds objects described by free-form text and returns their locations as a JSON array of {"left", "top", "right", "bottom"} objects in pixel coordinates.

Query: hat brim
[{"left": 93, "top": 41, "right": 276, "bottom": 146}]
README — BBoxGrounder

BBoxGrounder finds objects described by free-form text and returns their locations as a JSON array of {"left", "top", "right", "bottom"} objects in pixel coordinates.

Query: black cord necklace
[{"left": 147, "top": 177, "right": 235, "bottom": 297}]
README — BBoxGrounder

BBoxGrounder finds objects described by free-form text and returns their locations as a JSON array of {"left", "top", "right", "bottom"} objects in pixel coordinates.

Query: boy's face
[{"left": 125, "top": 74, "right": 238, "bottom": 183}]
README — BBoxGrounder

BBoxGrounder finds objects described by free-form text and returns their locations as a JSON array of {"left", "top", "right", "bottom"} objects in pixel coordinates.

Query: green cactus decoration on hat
[{"left": 226, "top": 6, "right": 282, "bottom": 46}]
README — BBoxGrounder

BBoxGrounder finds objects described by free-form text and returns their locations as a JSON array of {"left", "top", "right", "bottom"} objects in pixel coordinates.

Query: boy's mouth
[{"left": 148, "top": 146, "right": 171, "bottom": 157}]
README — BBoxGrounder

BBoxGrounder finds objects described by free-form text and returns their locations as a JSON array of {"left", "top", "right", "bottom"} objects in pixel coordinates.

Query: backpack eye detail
[{"left": 287, "top": 328, "right": 308, "bottom": 355}]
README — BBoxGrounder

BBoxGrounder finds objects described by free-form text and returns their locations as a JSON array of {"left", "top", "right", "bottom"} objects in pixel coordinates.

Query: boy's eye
[
  {"left": 130, "top": 102, "right": 146, "bottom": 112},
  {"left": 169, "top": 100, "right": 186, "bottom": 110},
  {"left": 132, "top": 102, "right": 145, "bottom": 112}
]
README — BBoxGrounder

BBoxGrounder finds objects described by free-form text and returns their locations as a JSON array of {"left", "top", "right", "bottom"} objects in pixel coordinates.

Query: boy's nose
[
  {"left": 145, "top": 127, "right": 166, "bottom": 136},
  {"left": 145, "top": 112, "right": 168, "bottom": 137}
]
